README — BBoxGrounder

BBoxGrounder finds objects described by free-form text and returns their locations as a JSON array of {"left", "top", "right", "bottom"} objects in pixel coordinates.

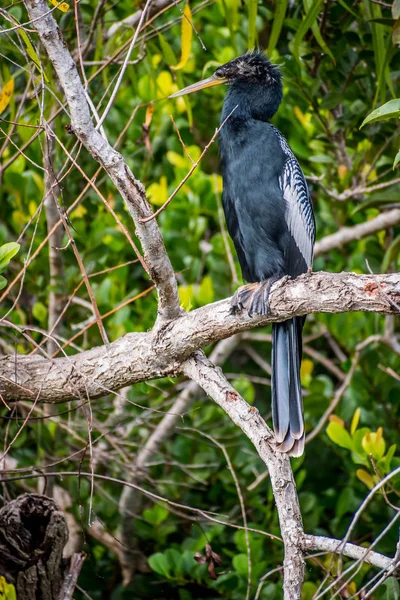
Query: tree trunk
[{"left": 0, "top": 493, "right": 82, "bottom": 600}]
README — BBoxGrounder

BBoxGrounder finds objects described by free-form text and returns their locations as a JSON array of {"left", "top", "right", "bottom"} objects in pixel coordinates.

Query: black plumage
[{"left": 170, "top": 51, "right": 316, "bottom": 457}]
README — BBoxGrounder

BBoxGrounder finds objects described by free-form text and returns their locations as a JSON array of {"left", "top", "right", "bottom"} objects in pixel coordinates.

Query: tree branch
[
  {"left": 302, "top": 534, "right": 393, "bottom": 570},
  {"left": 183, "top": 351, "right": 305, "bottom": 599},
  {"left": 1, "top": 272, "right": 399, "bottom": 404},
  {"left": 23, "top": 0, "right": 180, "bottom": 323},
  {"left": 314, "top": 209, "right": 400, "bottom": 256}
]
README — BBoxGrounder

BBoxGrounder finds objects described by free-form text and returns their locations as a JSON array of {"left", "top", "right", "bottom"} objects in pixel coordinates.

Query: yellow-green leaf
[
  {"left": 50, "top": 0, "right": 70, "bottom": 12},
  {"left": 0, "top": 576, "right": 17, "bottom": 600},
  {"left": 4, "top": 13, "right": 45, "bottom": 77},
  {"left": 394, "top": 148, "right": 400, "bottom": 168},
  {"left": 179, "top": 284, "right": 193, "bottom": 311},
  {"left": 362, "top": 429, "right": 386, "bottom": 460},
  {"left": 329, "top": 414, "right": 344, "bottom": 427},
  {"left": 0, "top": 242, "right": 20, "bottom": 273},
  {"left": 198, "top": 275, "right": 214, "bottom": 305},
  {"left": 300, "top": 359, "right": 314, "bottom": 387},
  {"left": 0, "top": 79, "right": 14, "bottom": 115},
  {"left": 350, "top": 408, "right": 360, "bottom": 436},
  {"left": 171, "top": 4, "right": 193, "bottom": 70},
  {"left": 146, "top": 176, "right": 168, "bottom": 206},
  {"left": 326, "top": 421, "right": 353, "bottom": 450},
  {"left": 356, "top": 468, "right": 375, "bottom": 489}
]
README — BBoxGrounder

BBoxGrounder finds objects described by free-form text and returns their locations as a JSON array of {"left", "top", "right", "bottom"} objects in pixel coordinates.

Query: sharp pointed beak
[{"left": 169, "top": 75, "right": 227, "bottom": 98}]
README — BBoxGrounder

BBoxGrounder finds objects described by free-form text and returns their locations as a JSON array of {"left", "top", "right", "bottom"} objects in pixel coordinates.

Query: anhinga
[{"left": 170, "top": 51, "right": 316, "bottom": 457}]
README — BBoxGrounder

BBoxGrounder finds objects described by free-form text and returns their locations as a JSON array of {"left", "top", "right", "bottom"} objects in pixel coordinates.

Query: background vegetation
[{"left": 1, "top": 0, "right": 400, "bottom": 598}]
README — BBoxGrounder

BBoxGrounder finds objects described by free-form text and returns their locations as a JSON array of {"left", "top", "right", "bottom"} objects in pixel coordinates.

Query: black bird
[{"left": 170, "top": 51, "right": 316, "bottom": 456}]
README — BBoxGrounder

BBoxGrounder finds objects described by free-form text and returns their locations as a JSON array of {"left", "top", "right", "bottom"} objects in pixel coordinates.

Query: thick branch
[
  {"left": 183, "top": 352, "right": 305, "bottom": 599},
  {"left": 1, "top": 272, "right": 399, "bottom": 404},
  {"left": 24, "top": 0, "right": 180, "bottom": 322},
  {"left": 314, "top": 209, "right": 400, "bottom": 256},
  {"left": 303, "top": 534, "right": 393, "bottom": 570}
]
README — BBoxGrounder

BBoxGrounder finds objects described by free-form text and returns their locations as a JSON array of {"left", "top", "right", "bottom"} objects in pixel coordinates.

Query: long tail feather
[{"left": 272, "top": 317, "right": 305, "bottom": 456}]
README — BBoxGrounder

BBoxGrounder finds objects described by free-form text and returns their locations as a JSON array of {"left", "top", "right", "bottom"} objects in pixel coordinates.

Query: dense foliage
[{"left": 1, "top": 0, "right": 400, "bottom": 598}]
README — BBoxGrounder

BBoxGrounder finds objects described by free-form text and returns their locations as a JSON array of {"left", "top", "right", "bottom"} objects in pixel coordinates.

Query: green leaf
[
  {"left": 380, "top": 577, "right": 400, "bottom": 600},
  {"left": 0, "top": 242, "right": 20, "bottom": 274},
  {"left": 361, "top": 98, "right": 400, "bottom": 127},
  {"left": 304, "top": 0, "right": 335, "bottom": 63},
  {"left": 302, "top": 581, "right": 318, "bottom": 600},
  {"left": 143, "top": 504, "right": 169, "bottom": 526},
  {"left": 158, "top": 34, "right": 178, "bottom": 66},
  {"left": 232, "top": 553, "right": 249, "bottom": 576},
  {"left": 363, "top": 0, "right": 391, "bottom": 104},
  {"left": 326, "top": 421, "right": 353, "bottom": 450},
  {"left": 0, "top": 275, "right": 7, "bottom": 290},
  {"left": 337, "top": 0, "right": 358, "bottom": 18},
  {"left": 32, "top": 301, "right": 48, "bottom": 325},
  {"left": 248, "top": 0, "right": 258, "bottom": 49},
  {"left": 267, "top": 0, "right": 289, "bottom": 55},
  {"left": 148, "top": 552, "right": 173, "bottom": 578},
  {"left": 290, "top": 0, "right": 324, "bottom": 60},
  {"left": 381, "top": 233, "right": 400, "bottom": 272}
]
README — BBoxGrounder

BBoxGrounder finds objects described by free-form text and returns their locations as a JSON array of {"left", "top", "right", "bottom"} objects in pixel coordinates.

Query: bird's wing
[
  {"left": 279, "top": 157, "right": 315, "bottom": 268},
  {"left": 271, "top": 126, "right": 315, "bottom": 268}
]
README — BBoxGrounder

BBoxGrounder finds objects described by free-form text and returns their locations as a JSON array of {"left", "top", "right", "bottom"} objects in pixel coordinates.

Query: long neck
[{"left": 221, "top": 80, "right": 282, "bottom": 123}]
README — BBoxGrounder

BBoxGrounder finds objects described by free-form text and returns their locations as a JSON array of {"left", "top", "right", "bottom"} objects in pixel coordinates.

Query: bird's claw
[{"left": 231, "top": 278, "right": 279, "bottom": 317}]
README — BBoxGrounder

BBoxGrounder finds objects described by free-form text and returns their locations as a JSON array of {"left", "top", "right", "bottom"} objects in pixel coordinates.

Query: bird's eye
[{"left": 215, "top": 69, "right": 224, "bottom": 79}]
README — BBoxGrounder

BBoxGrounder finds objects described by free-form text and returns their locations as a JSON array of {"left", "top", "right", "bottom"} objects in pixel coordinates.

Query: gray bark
[{"left": 0, "top": 494, "right": 83, "bottom": 600}]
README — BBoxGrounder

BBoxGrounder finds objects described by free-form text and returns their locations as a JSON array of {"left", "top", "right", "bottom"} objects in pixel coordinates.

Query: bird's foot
[{"left": 231, "top": 277, "right": 280, "bottom": 317}]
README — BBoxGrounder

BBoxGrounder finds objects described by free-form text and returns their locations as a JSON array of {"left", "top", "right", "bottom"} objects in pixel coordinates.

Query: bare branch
[
  {"left": 1, "top": 272, "right": 399, "bottom": 404},
  {"left": 57, "top": 552, "right": 86, "bottom": 600},
  {"left": 183, "top": 351, "right": 304, "bottom": 599},
  {"left": 303, "top": 535, "right": 392, "bottom": 570},
  {"left": 314, "top": 209, "right": 400, "bottom": 256}
]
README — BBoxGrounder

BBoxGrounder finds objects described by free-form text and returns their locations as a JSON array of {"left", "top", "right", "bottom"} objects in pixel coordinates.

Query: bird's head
[
  {"left": 169, "top": 51, "right": 281, "bottom": 96},
  {"left": 169, "top": 51, "right": 282, "bottom": 120}
]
